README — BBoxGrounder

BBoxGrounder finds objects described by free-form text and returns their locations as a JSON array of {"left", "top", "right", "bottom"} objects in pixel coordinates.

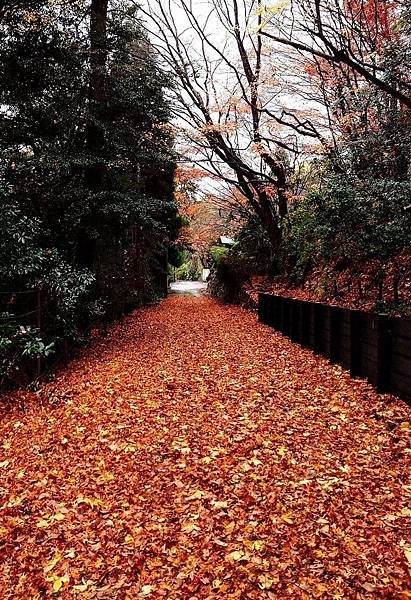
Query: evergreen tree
[{"left": 0, "top": 1, "right": 180, "bottom": 384}]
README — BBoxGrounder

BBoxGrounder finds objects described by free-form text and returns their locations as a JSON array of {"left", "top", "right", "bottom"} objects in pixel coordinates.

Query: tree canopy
[{"left": 0, "top": 0, "right": 180, "bottom": 383}]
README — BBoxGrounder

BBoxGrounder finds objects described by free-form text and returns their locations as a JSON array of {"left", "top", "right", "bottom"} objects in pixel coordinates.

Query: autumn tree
[
  {"left": 278, "top": 1, "right": 411, "bottom": 283},
  {"left": 260, "top": 0, "right": 411, "bottom": 110},
  {"left": 140, "top": 0, "right": 304, "bottom": 257}
]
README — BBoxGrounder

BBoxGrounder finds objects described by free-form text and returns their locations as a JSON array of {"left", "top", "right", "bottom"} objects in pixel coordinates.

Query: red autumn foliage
[
  {"left": 345, "top": 0, "right": 399, "bottom": 46},
  {"left": 174, "top": 166, "right": 210, "bottom": 214},
  {"left": 0, "top": 294, "right": 410, "bottom": 598}
]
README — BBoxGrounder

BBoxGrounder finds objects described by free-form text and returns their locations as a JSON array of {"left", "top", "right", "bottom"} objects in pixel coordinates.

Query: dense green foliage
[
  {"left": 285, "top": 177, "right": 411, "bottom": 280},
  {"left": 0, "top": 2, "right": 179, "bottom": 384},
  {"left": 210, "top": 246, "right": 229, "bottom": 264},
  {"left": 170, "top": 249, "right": 202, "bottom": 281}
]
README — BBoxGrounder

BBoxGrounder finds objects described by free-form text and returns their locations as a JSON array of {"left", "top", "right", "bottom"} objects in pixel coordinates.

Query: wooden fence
[{"left": 258, "top": 293, "right": 411, "bottom": 404}]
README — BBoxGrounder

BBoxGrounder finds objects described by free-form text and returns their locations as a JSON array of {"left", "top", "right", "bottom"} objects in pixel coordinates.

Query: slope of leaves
[
  {"left": 0, "top": 295, "right": 410, "bottom": 598},
  {"left": 246, "top": 249, "right": 411, "bottom": 317}
]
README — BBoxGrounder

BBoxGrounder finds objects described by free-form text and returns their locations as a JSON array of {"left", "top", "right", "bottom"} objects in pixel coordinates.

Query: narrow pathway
[
  {"left": 169, "top": 281, "right": 207, "bottom": 295},
  {"left": 1, "top": 296, "right": 410, "bottom": 598}
]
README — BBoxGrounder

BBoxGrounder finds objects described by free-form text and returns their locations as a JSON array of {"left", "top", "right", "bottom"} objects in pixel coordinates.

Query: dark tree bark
[
  {"left": 86, "top": 0, "right": 108, "bottom": 189},
  {"left": 78, "top": 0, "right": 108, "bottom": 269}
]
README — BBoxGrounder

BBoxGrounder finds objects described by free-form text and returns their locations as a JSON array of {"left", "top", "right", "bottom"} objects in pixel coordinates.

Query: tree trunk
[
  {"left": 256, "top": 189, "right": 282, "bottom": 261},
  {"left": 78, "top": 0, "right": 108, "bottom": 270},
  {"left": 86, "top": 0, "right": 108, "bottom": 189}
]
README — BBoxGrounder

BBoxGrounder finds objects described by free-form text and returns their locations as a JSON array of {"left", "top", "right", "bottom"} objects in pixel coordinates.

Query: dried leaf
[{"left": 140, "top": 584, "right": 155, "bottom": 596}]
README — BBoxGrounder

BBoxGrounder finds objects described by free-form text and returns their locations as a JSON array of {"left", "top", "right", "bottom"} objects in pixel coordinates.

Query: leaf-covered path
[{"left": 1, "top": 295, "right": 410, "bottom": 599}]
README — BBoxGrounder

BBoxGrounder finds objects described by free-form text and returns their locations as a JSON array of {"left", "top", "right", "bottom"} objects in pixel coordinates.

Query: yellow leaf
[
  {"left": 75, "top": 496, "right": 104, "bottom": 509},
  {"left": 72, "top": 581, "right": 91, "bottom": 592},
  {"left": 227, "top": 550, "right": 244, "bottom": 561},
  {"left": 97, "top": 471, "right": 115, "bottom": 483},
  {"left": 225, "top": 521, "right": 235, "bottom": 534},
  {"left": 404, "top": 547, "right": 411, "bottom": 565},
  {"left": 124, "top": 534, "right": 134, "bottom": 545},
  {"left": 52, "top": 579, "right": 63, "bottom": 593},
  {"left": 51, "top": 575, "right": 68, "bottom": 594},
  {"left": 211, "top": 500, "right": 228, "bottom": 509},
  {"left": 37, "top": 519, "right": 50, "bottom": 529},
  {"left": 252, "top": 539, "right": 265, "bottom": 551},
  {"left": 258, "top": 574, "right": 275, "bottom": 589},
  {"left": 52, "top": 512, "right": 65, "bottom": 522},
  {"left": 280, "top": 513, "right": 294, "bottom": 525},
  {"left": 212, "top": 578, "right": 222, "bottom": 589},
  {"left": 44, "top": 553, "right": 62, "bottom": 574},
  {"left": 141, "top": 584, "right": 155, "bottom": 596},
  {"left": 277, "top": 446, "right": 287, "bottom": 457},
  {"left": 182, "top": 522, "right": 201, "bottom": 533},
  {"left": 187, "top": 489, "right": 205, "bottom": 500},
  {"left": 241, "top": 461, "right": 252, "bottom": 472},
  {"left": 37, "top": 512, "right": 65, "bottom": 527}
]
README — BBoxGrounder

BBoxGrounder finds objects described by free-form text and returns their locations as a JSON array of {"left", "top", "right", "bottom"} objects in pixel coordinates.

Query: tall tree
[
  {"left": 260, "top": 0, "right": 411, "bottom": 109},
  {"left": 142, "top": 0, "right": 295, "bottom": 256},
  {"left": 86, "top": 0, "right": 108, "bottom": 188},
  {"left": 0, "top": 1, "right": 180, "bottom": 384}
]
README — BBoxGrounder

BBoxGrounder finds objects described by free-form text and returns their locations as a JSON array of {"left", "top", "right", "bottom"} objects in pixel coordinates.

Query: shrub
[
  {"left": 210, "top": 246, "right": 229, "bottom": 264},
  {"left": 0, "top": 318, "right": 54, "bottom": 386},
  {"left": 284, "top": 177, "right": 411, "bottom": 280},
  {"left": 208, "top": 251, "right": 253, "bottom": 304}
]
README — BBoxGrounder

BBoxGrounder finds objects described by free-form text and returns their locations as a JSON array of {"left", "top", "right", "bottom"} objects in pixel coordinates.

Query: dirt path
[{"left": 1, "top": 295, "right": 410, "bottom": 599}]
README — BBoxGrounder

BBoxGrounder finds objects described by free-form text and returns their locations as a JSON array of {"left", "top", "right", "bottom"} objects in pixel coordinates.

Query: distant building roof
[{"left": 219, "top": 235, "right": 234, "bottom": 246}]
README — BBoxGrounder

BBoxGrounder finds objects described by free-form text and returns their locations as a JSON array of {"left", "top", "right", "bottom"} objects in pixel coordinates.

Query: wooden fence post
[
  {"left": 329, "top": 306, "right": 341, "bottom": 362},
  {"left": 274, "top": 295, "right": 281, "bottom": 328},
  {"left": 258, "top": 293, "right": 266, "bottom": 323},
  {"left": 313, "top": 303, "right": 324, "bottom": 353},
  {"left": 268, "top": 295, "right": 274, "bottom": 328},
  {"left": 268, "top": 294, "right": 274, "bottom": 327},
  {"left": 301, "top": 302, "right": 310, "bottom": 348},
  {"left": 290, "top": 300, "right": 301, "bottom": 342},
  {"left": 278, "top": 297, "right": 284, "bottom": 332},
  {"left": 283, "top": 298, "right": 291, "bottom": 337},
  {"left": 376, "top": 315, "right": 392, "bottom": 392},
  {"left": 350, "top": 310, "right": 363, "bottom": 377}
]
